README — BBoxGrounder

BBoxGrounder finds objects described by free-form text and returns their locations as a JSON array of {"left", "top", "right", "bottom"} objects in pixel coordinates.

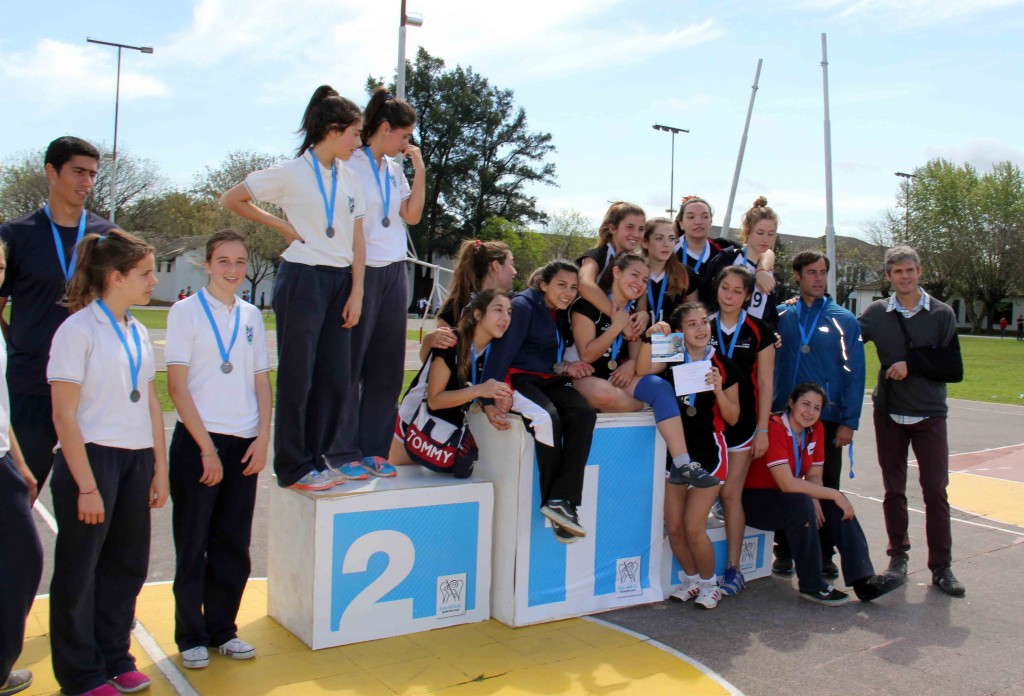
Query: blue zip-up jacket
[
  {"left": 481, "top": 288, "right": 569, "bottom": 402},
  {"left": 772, "top": 296, "right": 866, "bottom": 429}
]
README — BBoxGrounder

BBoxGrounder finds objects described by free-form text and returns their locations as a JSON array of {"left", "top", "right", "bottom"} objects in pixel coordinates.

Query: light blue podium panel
[
  {"left": 469, "top": 410, "right": 667, "bottom": 627},
  {"left": 267, "top": 469, "right": 493, "bottom": 648}
]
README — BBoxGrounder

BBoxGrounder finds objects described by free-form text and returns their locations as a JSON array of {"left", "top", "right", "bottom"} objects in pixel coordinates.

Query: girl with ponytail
[
  {"left": 220, "top": 85, "right": 369, "bottom": 492},
  {"left": 48, "top": 229, "right": 168, "bottom": 695}
]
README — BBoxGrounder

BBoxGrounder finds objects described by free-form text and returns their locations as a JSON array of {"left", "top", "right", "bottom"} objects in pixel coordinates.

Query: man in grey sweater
[{"left": 858, "top": 245, "right": 965, "bottom": 596}]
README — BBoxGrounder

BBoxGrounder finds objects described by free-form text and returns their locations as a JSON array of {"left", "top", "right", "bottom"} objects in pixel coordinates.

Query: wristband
[
  {"left": 201, "top": 449, "right": 219, "bottom": 458},
  {"left": 755, "top": 269, "right": 773, "bottom": 275},
  {"left": 78, "top": 487, "right": 98, "bottom": 496},
  {"left": 756, "top": 428, "right": 769, "bottom": 433}
]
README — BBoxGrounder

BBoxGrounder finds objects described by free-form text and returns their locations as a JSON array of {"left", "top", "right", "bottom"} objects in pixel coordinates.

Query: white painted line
[
  {"left": 131, "top": 619, "right": 199, "bottom": 696},
  {"left": 948, "top": 443, "right": 1024, "bottom": 457},
  {"left": 583, "top": 615, "right": 745, "bottom": 696},
  {"left": 33, "top": 500, "right": 58, "bottom": 534},
  {"left": 846, "top": 491, "right": 1024, "bottom": 537}
]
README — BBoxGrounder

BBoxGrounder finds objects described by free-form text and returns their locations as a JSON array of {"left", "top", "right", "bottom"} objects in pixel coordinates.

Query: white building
[{"left": 152, "top": 236, "right": 277, "bottom": 306}]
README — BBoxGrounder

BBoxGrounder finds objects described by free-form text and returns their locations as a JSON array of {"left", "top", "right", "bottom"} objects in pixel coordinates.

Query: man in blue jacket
[{"left": 772, "top": 250, "right": 866, "bottom": 576}]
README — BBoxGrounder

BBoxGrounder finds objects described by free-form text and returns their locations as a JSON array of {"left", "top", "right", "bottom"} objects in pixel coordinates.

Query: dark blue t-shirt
[{"left": 0, "top": 208, "right": 116, "bottom": 394}]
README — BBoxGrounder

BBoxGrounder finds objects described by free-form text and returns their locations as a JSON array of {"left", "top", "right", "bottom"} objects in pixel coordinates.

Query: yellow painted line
[
  {"left": 949, "top": 471, "right": 1024, "bottom": 526},
  {"left": 17, "top": 581, "right": 739, "bottom": 696}
]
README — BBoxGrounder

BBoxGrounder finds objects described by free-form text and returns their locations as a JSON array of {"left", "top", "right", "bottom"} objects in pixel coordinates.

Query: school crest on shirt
[
  {"left": 246, "top": 325, "right": 254, "bottom": 344},
  {"left": 347, "top": 195, "right": 355, "bottom": 213}
]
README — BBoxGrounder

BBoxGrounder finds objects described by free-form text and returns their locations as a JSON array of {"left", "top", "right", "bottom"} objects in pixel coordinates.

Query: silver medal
[
  {"left": 221, "top": 361, "right": 233, "bottom": 374},
  {"left": 607, "top": 359, "right": 618, "bottom": 371},
  {"left": 553, "top": 361, "right": 569, "bottom": 375},
  {"left": 130, "top": 389, "right": 141, "bottom": 403},
  {"left": 382, "top": 216, "right": 391, "bottom": 228},
  {"left": 325, "top": 225, "right": 335, "bottom": 238}
]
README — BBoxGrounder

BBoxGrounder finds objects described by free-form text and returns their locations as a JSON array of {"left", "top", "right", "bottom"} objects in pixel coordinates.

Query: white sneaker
[
  {"left": 181, "top": 646, "right": 209, "bottom": 669},
  {"left": 694, "top": 583, "right": 721, "bottom": 610},
  {"left": 217, "top": 637, "right": 256, "bottom": 660},
  {"left": 668, "top": 579, "right": 700, "bottom": 603}
]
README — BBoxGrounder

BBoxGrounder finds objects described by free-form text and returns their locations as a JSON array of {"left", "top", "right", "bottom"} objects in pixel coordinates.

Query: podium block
[
  {"left": 661, "top": 523, "right": 773, "bottom": 595},
  {"left": 267, "top": 468, "right": 493, "bottom": 649},
  {"left": 470, "top": 410, "right": 666, "bottom": 627}
]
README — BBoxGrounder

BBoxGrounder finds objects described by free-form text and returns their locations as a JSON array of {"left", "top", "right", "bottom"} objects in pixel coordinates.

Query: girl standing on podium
[
  {"left": 165, "top": 230, "right": 271, "bottom": 670},
  {"left": 220, "top": 85, "right": 366, "bottom": 492},
  {"left": 47, "top": 230, "right": 167, "bottom": 695}
]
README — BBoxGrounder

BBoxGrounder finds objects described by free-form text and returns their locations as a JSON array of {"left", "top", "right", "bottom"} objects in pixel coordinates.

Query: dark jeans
[
  {"left": 348, "top": 261, "right": 408, "bottom": 459},
  {"left": 0, "top": 454, "right": 43, "bottom": 683},
  {"left": 271, "top": 261, "right": 358, "bottom": 486},
  {"left": 510, "top": 373, "right": 596, "bottom": 506},
  {"left": 873, "top": 410, "right": 952, "bottom": 571},
  {"left": 776, "top": 419, "right": 842, "bottom": 561},
  {"left": 744, "top": 488, "right": 874, "bottom": 593},
  {"left": 49, "top": 445, "right": 153, "bottom": 694},
  {"left": 9, "top": 389, "right": 58, "bottom": 488},
  {"left": 169, "top": 424, "right": 257, "bottom": 651}
]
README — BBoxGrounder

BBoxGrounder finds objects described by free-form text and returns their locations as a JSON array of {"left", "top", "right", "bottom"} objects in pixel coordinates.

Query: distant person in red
[
  {"left": 999, "top": 317, "right": 1007, "bottom": 337},
  {"left": 178, "top": 289, "right": 186, "bottom": 302}
]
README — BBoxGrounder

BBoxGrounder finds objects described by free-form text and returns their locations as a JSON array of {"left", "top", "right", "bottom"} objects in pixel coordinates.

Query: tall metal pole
[
  {"left": 653, "top": 124, "right": 689, "bottom": 216},
  {"left": 821, "top": 33, "right": 837, "bottom": 297},
  {"left": 110, "top": 46, "right": 122, "bottom": 224},
  {"left": 895, "top": 171, "right": 917, "bottom": 240},
  {"left": 396, "top": 0, "right": 408, "bottom": 100},
  {"left": 720, "top": 58, "right": 763, "bottom": 241}
]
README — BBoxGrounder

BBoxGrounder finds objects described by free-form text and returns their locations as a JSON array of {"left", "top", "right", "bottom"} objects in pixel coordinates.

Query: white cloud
[
  {"left": 0, "top": 39, "right": 168, "bottom": 108},
  {"left": 924, "top": 138, "right": 1024, "bottom": 170},
  {"left": 797, "top": 0, "right": 1024, "bottom": 26},
  {"left": 654, "top": 92, "right": 725, "bottom": 115}
]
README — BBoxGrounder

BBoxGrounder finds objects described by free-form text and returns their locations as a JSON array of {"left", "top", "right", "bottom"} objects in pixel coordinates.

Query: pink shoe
[
  {"left": 108, "top": 671, "right": 150, "bottom": 693},
  {"left": 78, "top": 685, "right": 119, "bottom": 696}
]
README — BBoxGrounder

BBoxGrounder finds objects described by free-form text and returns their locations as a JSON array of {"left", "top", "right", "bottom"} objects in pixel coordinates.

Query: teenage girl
[
  {"left": 165, "top": 230, "right": 271, "bottom": 670},
  {"left": 220, "top": 85, "right": 366, "bottom": 491},
  {"left": 480, "top": 260, "right": 597, "bottom": 543},
  {"left": 577, "top": 202, "right": 648, "bottom": 340},
  {"left": 0, "top": 239, "right": 42, "bottom": 696},
  {"left": 743, "top": 382, "right": 902, "bottom": 605},
  {"left": 701, "top": 196, "right": 780, "bottom": 329},
  {"left": 640, "top": 217, "right": 696, "bottom": 326},
  {"left": 419, "top": 239, "right": 516, "bottom": 362},
  {"left": 390, "top": 290, "right": 514, "bottom": 475},
  {"left": 47, "top": 230, "right": 167, "bottom": 695},
  {"left": 707, "top": 265, "right": 775, "bottom": 596},
  {"left": 637, "top": 302, "right": 740, "bottom": 610},
  {"left": 347, "top": 87, "right": 425, "bottom": 475},
  {"left": 571, "top": 253, "right": 718, "bottom": 488}
]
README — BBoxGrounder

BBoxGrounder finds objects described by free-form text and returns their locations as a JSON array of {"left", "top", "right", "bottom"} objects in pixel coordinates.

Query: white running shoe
[
  {"left": 694, "top": 583, "right": 721, "bottom": 610},
  {"left": 668, "top": 579, "right": 700, "bottom": 603},
  {"left": 217, "top": 637, "right": 256, "bottom": 660},
  {"left": 181, "top": 646, "right": 209, "bottom": 669}
]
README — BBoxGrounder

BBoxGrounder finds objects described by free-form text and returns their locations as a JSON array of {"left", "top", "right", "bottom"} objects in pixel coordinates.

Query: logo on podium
[
  {"left": 437, "top": 573, "right": 467, "bottom": 617},
  {"left": 615, "top": 556, "right": 642, "bottom": 597}
]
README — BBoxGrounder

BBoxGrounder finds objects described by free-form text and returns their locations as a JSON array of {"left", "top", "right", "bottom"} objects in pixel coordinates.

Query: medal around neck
[
  {"left": 198, "top": 289, "right": 241, "bottom": 376},
  {"left": 221, "top": 361, "right": 233, "bottom": 374},
  {"left": 326, "top": 225, "right": 335, "bottom": 238},
  {"left": 607, "top": 359, "right": 619, "bottom": 371},
  {"left": 553, "top": 361, "right": 569, "bottom": 375},
  {"left": 801, "top": 344, "right": 811, "bottom": 354},
  {"left": 686, "top": 405, "right": 697, "bottom": 417}
]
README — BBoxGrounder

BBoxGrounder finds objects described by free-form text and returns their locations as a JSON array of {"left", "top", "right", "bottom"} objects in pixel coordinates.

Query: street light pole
[
  {"left": 396, "top": 0, "right": 423, "bottom": 101},
  {"left": 652, "top": 124, "right": 689, "bottom": 216},
  {"left": 895, "top": 171, "right": 917, "bottom": 239},
  {"left": 86, "top": 37, "right": 154, "bottom": 225}
]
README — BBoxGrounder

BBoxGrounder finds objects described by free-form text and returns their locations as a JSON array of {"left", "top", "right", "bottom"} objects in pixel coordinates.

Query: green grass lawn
[{"left": 131, "top": 307, "right": 277, "bottom": 331}]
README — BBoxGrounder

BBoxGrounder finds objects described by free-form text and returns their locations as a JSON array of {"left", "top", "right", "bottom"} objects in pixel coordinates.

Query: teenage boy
[
  {"left": 859, "top": 246, "right": 965, "bottom": 596},
  {"left": 0, "top": 136, "right": 114, "bottom": 488}
]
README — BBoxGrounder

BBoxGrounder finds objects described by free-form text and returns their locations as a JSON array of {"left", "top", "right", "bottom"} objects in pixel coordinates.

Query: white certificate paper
[{"left": 670, "top": 361, "right": 714, "bottom": 397}]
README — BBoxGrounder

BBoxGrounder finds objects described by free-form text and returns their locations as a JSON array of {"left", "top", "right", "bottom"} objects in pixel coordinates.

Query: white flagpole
[
  {"left": 821, "top": 33, "right": 837, "bottom": 297},
  {"left": 720, "top": 58, "right": 763, "bottom": 241}
]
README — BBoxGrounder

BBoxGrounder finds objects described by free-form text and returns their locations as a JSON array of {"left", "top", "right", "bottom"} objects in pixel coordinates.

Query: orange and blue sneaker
[
  {"left": 289, "top": 470, "right": 334, "bottom": 492},
  {"left": 361, "top": 456, "right": 397, "bottom": 477}
]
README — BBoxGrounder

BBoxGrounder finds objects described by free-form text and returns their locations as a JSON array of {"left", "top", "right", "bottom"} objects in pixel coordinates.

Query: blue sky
[{"left": 2, "top": 0, "right": 1022, "bottom": 240}]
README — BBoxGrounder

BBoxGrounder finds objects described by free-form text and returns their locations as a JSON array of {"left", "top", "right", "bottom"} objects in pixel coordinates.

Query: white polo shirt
[
  {"left": 165, "top": 290, "right": 270, "bottom": 438},
  {"left": 244, "top": 153, "right": 365, "bottom": 268},
  {"left": 0, "top": 333, "right": 11, "bottom": 457},
  {"left": 48, "top": 301, "right": 157, "bottom": 450},
  {"left": 346, "top": 148, "right": 411, "bottom": 266}
]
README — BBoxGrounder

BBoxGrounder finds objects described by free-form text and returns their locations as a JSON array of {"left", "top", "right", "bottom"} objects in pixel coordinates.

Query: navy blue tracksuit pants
[
  {"left": 0, "top": 454, "right": 43, "bottom": 684},
  {"left": 169, "top": 423, "right": 257, "bottom": 651},
  {"left": 49, "top": 445, "right": 153, "bottom": 695},
  {"left": 272, "top": 260, "right": 358, "bottom": 486},
  {"left": 744, "top": 488, "right": 874, "bottom": 594}
]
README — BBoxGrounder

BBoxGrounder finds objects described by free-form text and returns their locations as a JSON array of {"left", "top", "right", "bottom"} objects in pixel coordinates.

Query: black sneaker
[
  {"left": 667, "top": 460, "right": 719, "bottom": 488},
  {"left": 853, "top": 574, "right": 904, "bottom": 602},
  {"left": 822, "top": 558, "right": 840, "bottom": 580},
  {"left": 772, "top": 557, "right": 795, "bottom": 575},
  {"left": 541, "top": 500, "right": 586, "bottom": 537},
  {"left": 551, "top": 522, "right": 578, "bottom": 545},
  {"left": 932, "top": 567, "right": 966, "bottom": 597},
  {"left": 886, "top": 554, "right": 908, "bottom": 581},
  {"left": 799, "top": 585, "right": 850, "bottom": 606}
]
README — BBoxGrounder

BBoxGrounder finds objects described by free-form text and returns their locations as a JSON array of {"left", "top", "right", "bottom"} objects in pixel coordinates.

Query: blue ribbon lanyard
[
  {"left": 608, "top": 298, "right": 635, "bottom": 363},
  {"left": 848, "top": 442, "right": 855, "bottom": 479},
  {"left": 715, "top": 310, "right": 746, "bottom": 359},
  {"left": 96, "top": 299, "right": 142, "bottom": 401},
  {"left": 197, "top": 289, "right": 241, "bottom": 370},
  {"left": 683, "top": 238, "right": 710, "bottom": 274},
  {"left": 554, "top": 321, "right": 565, "bottom": 365},
  {"left": 647, "top": 277, "right": 667, "bottom": 324},
  {"left": 362, "top": 146, "right": 392, "bottom": 227},
  {"left": 683, "top": 345, "right": 711, "bottom": 409},
  {"left": 307, "top": 148, "right": 338, "bottom": 236},
  {"left": 470, "top": 342, "right": 491, "bottom": 387},
  {"left": 43, "top": 205, "right": 86, "bottom": 282},
  {"left": 792, "top": 422, "right": 807, "bottom": 478},
  {"left": 791, "top": 298, "right": 830, "bottom": 389}
]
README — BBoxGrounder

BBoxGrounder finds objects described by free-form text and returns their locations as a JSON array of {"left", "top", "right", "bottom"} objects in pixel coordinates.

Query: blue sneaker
[
  {"left": 361, "top": 456, "right": 397, "bottom": 477},
  {"left": 290, "top": 470, "right": 335, "bottom": 491},
  {"left": 321, "top": 456, "right": 368, "bottom": 482},
  {"left": 712, "top": 498, "right": 725, "bottom": 521},
  {"left": 720, "top": 566, "right": 746, "bottom": 596}
]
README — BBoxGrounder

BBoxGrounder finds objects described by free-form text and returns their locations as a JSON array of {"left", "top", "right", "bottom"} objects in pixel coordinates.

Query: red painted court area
[{"left": 944, "top": 444, "right": 1024, "bottom": 483}]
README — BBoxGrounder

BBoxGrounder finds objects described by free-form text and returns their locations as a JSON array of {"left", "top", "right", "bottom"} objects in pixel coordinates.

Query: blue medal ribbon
[
  {"left": 307, "top": 148, "right": 338, "bottom": 235},
  {"left": 362, "top": 146, "right": 392, "bottom": 227},
  {"left": 470, "top": 342, "right": 490, "bottom": 387},
  {"left": 608, "top": 298, "right": 635, "bottom": 366},
  {"left": 848, "top": 442, "right": 855, "bottom": 479},
  {"left": 715, "top": 310, "right": 747, "bottom": 359},
  {"left": 197, "top": 289, "right": 241, "bottom": 370},
  {"left": 791, "top": 419, "right": 807, "bottom": 478},
  {"left": 43, "top": 205, "right": 86, "bottom": 282},
  {"left": 96, "top": 299, "right": 142, "bottom": 402},
  {"left": 791, "top": 297, "right": 831, "bottom": 392},
  {"left": 683, "top": 238, "right": 710, "bottom": 274},
  {"left": 554, "top": 322, "right": 565, "bottom": 365},
  {"left": 647, "top": 276, "right": 667, "bottom": 324}
]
